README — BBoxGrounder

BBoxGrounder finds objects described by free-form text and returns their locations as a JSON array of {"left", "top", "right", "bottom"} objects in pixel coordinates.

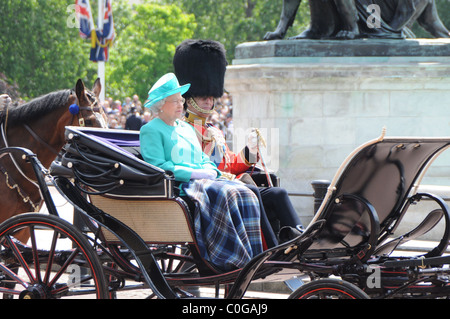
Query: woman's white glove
[
  {"left": 247, "top": 130, "right": 259, "bottom": 154},
  {"left": 191, "top": 169, "right": 217, "bottom": 180}
]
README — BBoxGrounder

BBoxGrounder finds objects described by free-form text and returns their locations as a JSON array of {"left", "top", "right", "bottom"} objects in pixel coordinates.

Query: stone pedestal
[{"left": 225, "top": 39, "right": 450, "bottom": 231}]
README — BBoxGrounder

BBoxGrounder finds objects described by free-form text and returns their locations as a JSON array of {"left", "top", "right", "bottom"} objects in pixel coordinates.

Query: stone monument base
[{"left": 225, "top": 39, "right": 450, "bottom": 238}]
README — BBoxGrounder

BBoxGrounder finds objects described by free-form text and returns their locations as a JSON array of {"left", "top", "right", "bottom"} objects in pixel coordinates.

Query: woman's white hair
[{"left": 147, "top": 98, "right": 166, "bottom": 114}]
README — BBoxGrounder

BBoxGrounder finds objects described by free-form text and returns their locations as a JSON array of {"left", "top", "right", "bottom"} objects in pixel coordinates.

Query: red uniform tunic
[{"left": 184, "top": 113, "right": 255, "bottom": 176}]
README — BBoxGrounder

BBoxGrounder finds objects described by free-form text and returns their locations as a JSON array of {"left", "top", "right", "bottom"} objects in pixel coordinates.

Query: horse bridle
[
  {"left": 19, "top": 90, "right": 104, "bottom": 156},
  {"left": 23, "top": 124, "right": 60, "bottom": 156},
  {"left": 0, "top": 90, "right": 105, "bottom": 210},
  {"left": 70, "top": 89, "right": 106, "bottom": 128}
]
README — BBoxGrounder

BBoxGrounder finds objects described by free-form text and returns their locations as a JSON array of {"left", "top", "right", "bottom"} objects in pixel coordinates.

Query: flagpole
[{"left": 97, "top": 0, "right": 106, "bottom": 102}]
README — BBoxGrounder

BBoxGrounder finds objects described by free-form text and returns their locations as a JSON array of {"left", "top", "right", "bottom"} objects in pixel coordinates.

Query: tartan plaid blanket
[{"left": 182, "top": 179, "right": 263, "bottom": 271}]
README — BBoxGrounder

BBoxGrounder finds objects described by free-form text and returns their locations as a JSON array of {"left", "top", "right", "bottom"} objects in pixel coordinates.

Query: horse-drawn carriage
[{"left": 1, "top": 119, "right": 450, "bottom": 299}]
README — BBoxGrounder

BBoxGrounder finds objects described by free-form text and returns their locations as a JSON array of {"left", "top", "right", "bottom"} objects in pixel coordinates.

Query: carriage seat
[{"left": 53, "top": 126, "right": 197, "bottom": 244}]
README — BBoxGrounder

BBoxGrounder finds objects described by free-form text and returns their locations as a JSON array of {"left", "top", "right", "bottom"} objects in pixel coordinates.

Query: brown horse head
[
  {"left": 69, "top": 78, "right": 108, "bottom": 129},
  {"left": 0, "top": 79, "right": 108, "bottom": 241}
]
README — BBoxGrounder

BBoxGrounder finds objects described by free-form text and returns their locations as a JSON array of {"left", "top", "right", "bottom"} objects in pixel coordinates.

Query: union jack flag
[
  {"left": 75, "top": 0, "right": 94, "bottom": 39},
  {"left": 95, "top": 0, "right": 115, "bottom": 62},
  {"left": 75, "top": 0, "right": 115, "bottom": 62},
  {"left": 102, "top": 0, "right": 115, "bottom": 44}
]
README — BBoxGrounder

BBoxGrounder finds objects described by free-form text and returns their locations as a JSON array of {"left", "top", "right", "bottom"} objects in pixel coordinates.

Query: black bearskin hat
[{"left": 173, "top": 39, "right": 228, "bottom": 98}]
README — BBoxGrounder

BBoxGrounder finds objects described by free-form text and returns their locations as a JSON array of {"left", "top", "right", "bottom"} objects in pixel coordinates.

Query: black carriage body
[
  {"left": 301, "top": 134, "right": 450, "bottom": 297},
  {"left": 55, "top": 127, "right": 174, "bottom": 198},
  {"left": 51, "top": 126, "right": 299, "bottom": 297},
  {"left": 308, "top": 137, "right": 450, "bottom": 254},
  {"left": 49, "top": 126, "right": 450, "bottom": 299}
]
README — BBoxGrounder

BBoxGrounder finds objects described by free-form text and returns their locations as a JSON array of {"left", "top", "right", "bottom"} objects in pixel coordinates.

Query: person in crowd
[
  {"left": 142, "top": 111, "right": 154, "bottom": 125},
  {"left": 139, "top": 72, "right": 263, "bottom": 271},
  {"left": 118, "top": 114, "right": 127, "bottom": 129},
  {"left": 125, "top": 107, "right": 143, "bottom": 130},
  {"left": 132, "top": 94, "right": 143, "bottom": 113},
  {"left": 112, "top": 100, "right": 122, "bottom": 114},
  {"left": 102, "top": 99, "right": 111, "bottom": 114},
  {"left": 107, "top": 115, "right": 119, "bottom": 129},
  {"left": 173, "top": 39, "right": 303, "bottom": 247},
  {"left": 122, "top": 96, "right": 133, "bottom": 114}
]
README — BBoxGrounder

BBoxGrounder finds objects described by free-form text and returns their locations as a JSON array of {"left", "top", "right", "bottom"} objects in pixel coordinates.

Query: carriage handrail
[
  {"left": 0, "top": 146, "right": 58, "bottom": 217},
  {"left": 409, "top": 192, "right": 450, "bottom": 258}
]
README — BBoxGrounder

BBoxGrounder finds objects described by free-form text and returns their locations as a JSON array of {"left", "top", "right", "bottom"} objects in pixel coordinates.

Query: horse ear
[
  {"left": 92, "top": 78, "right": 102, "bottom": 98},
  {"left": 75, "top": 79, "right": 86, "bottom": 101}
]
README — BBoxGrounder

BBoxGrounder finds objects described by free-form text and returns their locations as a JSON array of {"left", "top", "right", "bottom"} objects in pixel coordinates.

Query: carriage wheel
[
  {"left": 0, "top": 213, "right": 109, "bottom": 299},
  {"left": 288, "top": 278, "right": 370, "bottom": 299},
  {"left": 106, "top": 243, "right": 202, "bottom": 298}
]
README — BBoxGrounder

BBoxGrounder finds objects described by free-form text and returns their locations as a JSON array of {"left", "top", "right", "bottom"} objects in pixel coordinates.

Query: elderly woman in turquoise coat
[{"left": 139, "top": 73, "right": 262, "bottom": 271}]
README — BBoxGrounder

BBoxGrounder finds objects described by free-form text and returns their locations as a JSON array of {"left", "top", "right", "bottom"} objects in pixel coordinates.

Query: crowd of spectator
[{"left": 103, "top": 92, "right": 234, "bottom": 142}]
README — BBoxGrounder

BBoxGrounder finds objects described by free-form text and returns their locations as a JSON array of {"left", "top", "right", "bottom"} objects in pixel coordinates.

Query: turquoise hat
[{"left": 144, "top": 73, "right": 190, "bottom": 109}]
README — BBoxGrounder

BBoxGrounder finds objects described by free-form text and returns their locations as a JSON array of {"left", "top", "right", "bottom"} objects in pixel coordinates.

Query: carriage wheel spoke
[
  {"left": 5, "top": 234, "right": 36, "bottom": 284},
  {"left": 29, "top": 226, "right": 42, "bottom": 284},
  {"left": 43, "top": 230, "right": 59, "bottom": 285},
  {"left": 0, "top": 214, "right": 108, "bottom": 299},
  {"left": 0, "top": 262, "right": 28, "bottom": 290},
  {"left": 48, "top": 247, "right": 80, "bottom": 288}
]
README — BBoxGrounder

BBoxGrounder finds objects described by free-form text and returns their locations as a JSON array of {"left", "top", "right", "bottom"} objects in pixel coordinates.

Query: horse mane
[{"left": 3, "top": 89, "right": 72, "bottom": 126}]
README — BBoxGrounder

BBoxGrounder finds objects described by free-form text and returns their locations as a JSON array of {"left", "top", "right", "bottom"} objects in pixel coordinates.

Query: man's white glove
[
  {"left": 0, "top": 94, "right": 11, "bottom": 109},
  {"left": 247, "top": 130, "right": 259, "bottom": 154},
  {"left": 191, "top": 169, "right": 217, "bottom": 180}
]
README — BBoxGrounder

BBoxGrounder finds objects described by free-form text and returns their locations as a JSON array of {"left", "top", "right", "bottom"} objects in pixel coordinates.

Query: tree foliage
[
  {"left": 108, "top": 0, "right": 309, "bottom": 100},
  {"left": 1, "top": 0, "right": 450, "bottom": 100},
  {"left": 106, "top": 2, "right": 195, "bottom": 101},
  {"left": 0, "top": 0, "right": 95, "bottom": 99},
  {"left": 162, "top": 0, "right": 311, "bottom": 63}
]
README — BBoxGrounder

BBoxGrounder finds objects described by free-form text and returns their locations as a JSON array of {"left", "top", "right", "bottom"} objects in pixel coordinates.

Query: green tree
[
  {"left": 0, "top": 0, "right": 96, "bottom": 99},
  {"left": 162, "top": 0, "right": 310, "bottom": 63},
  {"left": 106, "top": 2, "right": 196, "bottom": 101},
  {"left": 2, "top": 0, "right": 449, "bottom": 100}
]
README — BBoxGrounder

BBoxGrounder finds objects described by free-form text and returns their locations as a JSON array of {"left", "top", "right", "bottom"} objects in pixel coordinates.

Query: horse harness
[
  {"left": 0, "top": 90, "right": 104, "bottom": 212},
  {"left": 71, "top": 89, "right": 105, "bottom": 128}
]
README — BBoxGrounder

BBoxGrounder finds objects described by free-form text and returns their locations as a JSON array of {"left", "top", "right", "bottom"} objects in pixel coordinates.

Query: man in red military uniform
[
  {"left": 173, "top": 39, "right": 302, "bottom": 248},
  {"left": 184, "top": 96, "right": 256, "bottom": 177}
]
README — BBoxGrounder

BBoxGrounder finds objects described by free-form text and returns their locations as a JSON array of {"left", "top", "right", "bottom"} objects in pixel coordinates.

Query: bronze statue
[{"left": 264, "top": 0, "right": 450, "bottom": 40}]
